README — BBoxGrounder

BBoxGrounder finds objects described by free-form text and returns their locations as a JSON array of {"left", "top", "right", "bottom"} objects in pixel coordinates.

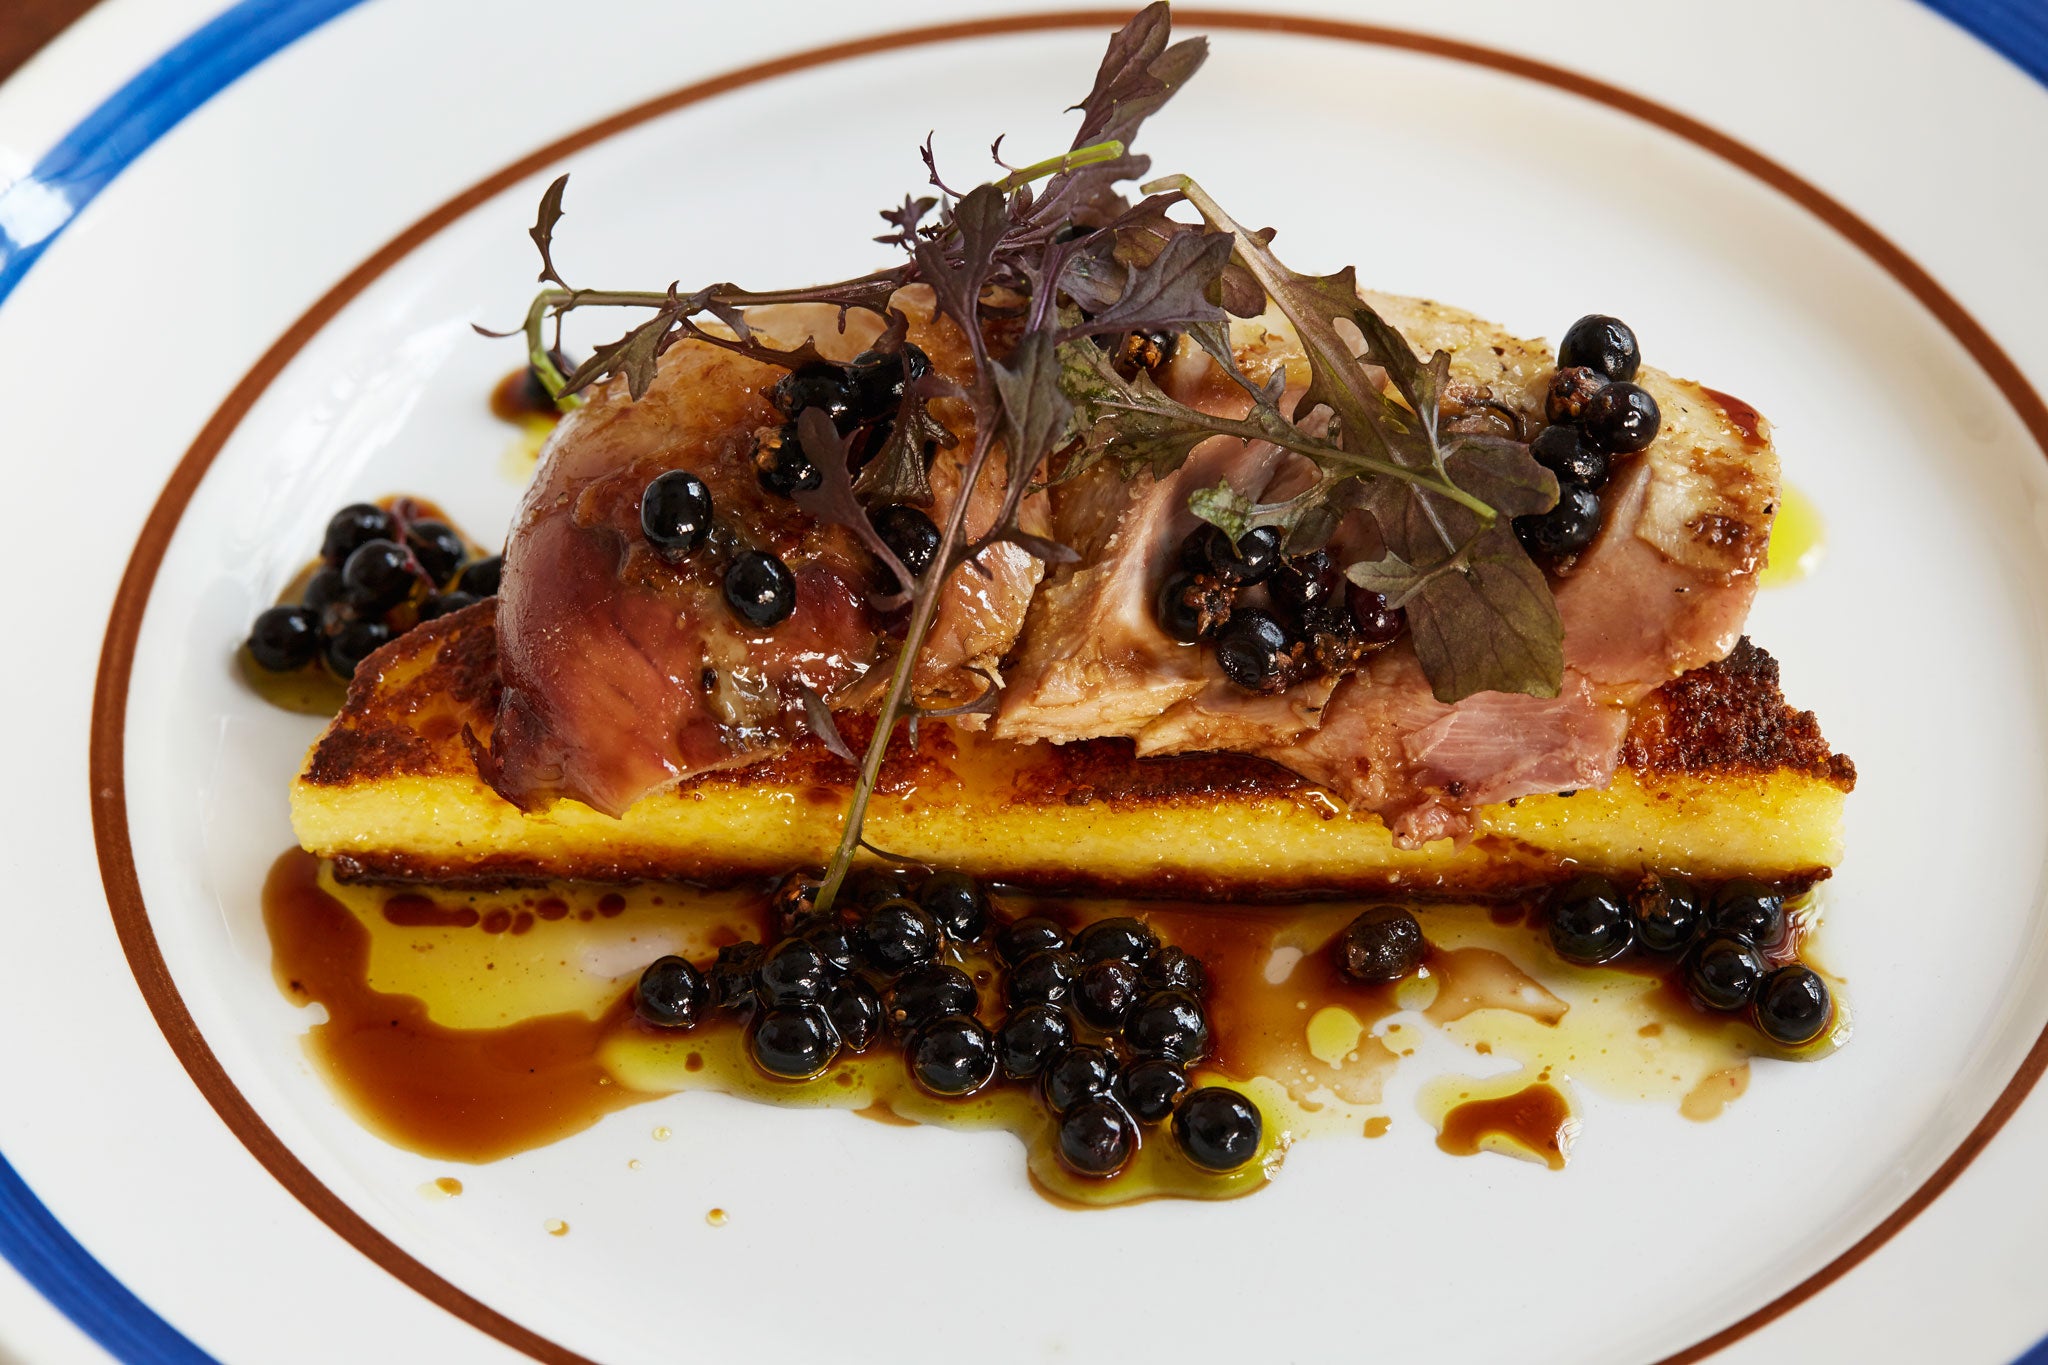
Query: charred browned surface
[
  {"left": 327, "top": 844, "right": 1831, "bottom": 901},
  {"left": 302, "top": 611, "right": 1852, "bottom": 804},
  {"left": 299, "top": 604, "right": 504, "bottom": 786},
  {"left": 1622, "top": 637, "right": 1855, "bottom": 788}
]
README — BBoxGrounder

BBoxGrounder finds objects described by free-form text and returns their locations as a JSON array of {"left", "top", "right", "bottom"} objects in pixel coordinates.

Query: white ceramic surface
[{"left": 4, "top": 2, "right": 2048, "bottom": 1362}]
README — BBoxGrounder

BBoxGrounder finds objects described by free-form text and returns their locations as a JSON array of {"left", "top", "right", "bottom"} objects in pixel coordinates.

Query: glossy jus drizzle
[{"left": 264, "top": 850, "right": 1845, "bottom": 1203}]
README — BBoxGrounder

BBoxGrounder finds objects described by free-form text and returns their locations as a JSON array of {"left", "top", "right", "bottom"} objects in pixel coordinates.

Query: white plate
[{"left": 5, "top": 2, "right": 2048, "bottom": 1362}]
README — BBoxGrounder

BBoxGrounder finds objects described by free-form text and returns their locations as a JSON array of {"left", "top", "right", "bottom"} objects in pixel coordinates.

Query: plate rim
[{"left": 35, "top": 6, "right": 2048, "bottom": 1364}]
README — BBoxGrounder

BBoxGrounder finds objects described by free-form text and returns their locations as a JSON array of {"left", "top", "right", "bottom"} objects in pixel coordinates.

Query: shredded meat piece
[
  {"left": 485, "top": 291, "right": 1046, "bottom": 815},
  {"left": 1001, "top": 290, "right": 1781, "bottom": 845}
]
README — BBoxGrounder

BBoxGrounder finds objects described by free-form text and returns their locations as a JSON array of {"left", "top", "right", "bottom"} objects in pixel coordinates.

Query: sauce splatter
[
  {"left": 1432, "top": 1081, "right": 1577, "bottom": 1171},
  {"left": 1681, "top": 1063, "right": 1752, "bottom": 1121},
  {"left": 263, "top": 851, "right": 1838, "bottom": 1204}
]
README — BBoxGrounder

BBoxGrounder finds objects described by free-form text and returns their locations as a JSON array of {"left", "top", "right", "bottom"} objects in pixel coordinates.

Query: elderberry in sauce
[{"left": 262, "top": 851, "right": 1846, "bottom": 1203}]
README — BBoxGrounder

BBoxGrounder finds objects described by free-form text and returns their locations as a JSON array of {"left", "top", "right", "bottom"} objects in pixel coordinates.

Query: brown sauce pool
[
  {"left": 263, "top": 849, "right": 1849, "bottom": 1204},
  {"left": 265, "top": 852, "right": 648, "bottom": 1161}
]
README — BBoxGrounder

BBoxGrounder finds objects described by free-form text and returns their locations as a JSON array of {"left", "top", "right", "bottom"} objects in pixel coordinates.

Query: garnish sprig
[{"left": 488, "top": 3, "right": 1573, "bottom": 914}]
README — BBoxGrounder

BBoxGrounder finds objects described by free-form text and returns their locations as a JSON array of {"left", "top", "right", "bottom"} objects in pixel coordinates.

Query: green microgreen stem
[
  {"left": 1140, "top": 173, "right": 1499, "bottom": 526},
  {"left": 811, "top": 427, "right": 1004, "bottom": 916},
  {"left": 994, "top": 138, "right": 1125, "bottom": 193}
]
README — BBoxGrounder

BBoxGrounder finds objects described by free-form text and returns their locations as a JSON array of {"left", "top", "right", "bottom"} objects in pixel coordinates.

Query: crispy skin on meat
[{"left": 294, "top": 606, "right": 1851, "bottom": 896}]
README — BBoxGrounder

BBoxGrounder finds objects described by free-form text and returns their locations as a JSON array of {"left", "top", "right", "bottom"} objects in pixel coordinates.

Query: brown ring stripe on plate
[{"left": 84, "top": 9, "right": 2048, "bottom": 1365}]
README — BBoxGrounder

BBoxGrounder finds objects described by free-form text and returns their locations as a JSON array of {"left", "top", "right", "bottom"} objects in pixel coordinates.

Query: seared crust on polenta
[{"left": 293, "top": 603, "right": 1852, "bottom": 897}]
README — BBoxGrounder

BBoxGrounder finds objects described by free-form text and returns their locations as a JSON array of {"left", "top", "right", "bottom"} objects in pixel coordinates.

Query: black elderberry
[
  {"left": 1119, "top": 1057, "right": 1190, "bottom": 1124},
  {"left": 884, "top": 962, "right": 977, "bottom": 1034},
  {"left": 755, "top": 938, "right": 831, "bottom": 1007},
  {"left": 1547, "top": 875, "right": 1635, "bottom": 966},
  {"left": 246, "top": 605, "right": 320, "bottom": 672},
  {"left": 1530, "top": 424, "right": 1611, "bottom": 490},
  {"left": 1514, "top": 483, "right": 1603, "bottom": 557},
  {"left": 302, "top": 564, "right": 345, "bottom": 615},
  {"left": 340, "top": 538, "right": 418, "bottom": 614},
  {"left": 907, "top": 1014, "right": 996, "bottom": 1097},
  {"left": 1710, "top": 879, "right": 1787, "bottom": 948},
  {"left": 1173, "top": 1087, "right": 1263, "bottom": 1172},
  {"left": 755, "top": 424, "right": 823, "bottom": 498},
  {"left": 1557, "top": 314, "right": 1641, "bottom": 383},
  {"left": 634, "top": 955, "right": 707, "bottom": 1028},
  {"left": 1270, "top": 550, "right": 1340, "bottom": 625},
  {"left": 405, "top": 520, "right": 466, "bottom": 585},
  {"left": 825, "top": 979, "right": 883, "bottom": 1052},
  {"left": 1072, "top": 918, "right": 1157, "bottom": 968},
  {"left": 1215, "top": 609, "right": 1292, "bottom": 692},
  {"left": 847, "top": 344, "right": 929, "bottom": 418},
  {"left": 750, "top": 1005, "right": 839, "bottom": 1079},
  {"left": 1630, "top": 873, "right": 1704, "bottom": 954},
  {"left": 1199, "top": 524, "right": 1283, "bottom": 585},
  {"left": 996, "top": 1006, "right": 1072, "bottom": 1080},
  {"left": 1754, "top": 964, "right": 1833, "bottom": 1046},
  {"left": 848, "top": 867, "right": 914, "bottom": 907},
  {"left": 872, "top": 504, "right": 941, "bottom": 577},
  {"left": 724, "top": 550, "right": 797, "bottom": 628},
  {"left": 996, "top": 916, "right": 1068, "bottom": 966},
  {"left": 321, "top": 503, "right": 395, "bottom": 566},
  {"left": 1348, "top": 586, "right": 1406, "bottom": 647},
  {"left": 641, "top": 470, "right": 714, "bottom": 556},
  {"left": 1075, "top": 958, "right": 1142, "bottom": 1030},
  {"left": 708, "top": 942, "right": 764, "bottom": 1010},
  {"left": 1007, "top": 949, "right": 1078, "bottom": 1009},
  {"left": 1143, "top": 946, "right": 1207, "bottom": 997},
  {"left": 1545, "top": 365, "right": 1609, "bottom": 426},
  {"left": 1581, "top": 382, "right": 1661, "bottom": 454},
  {"left": 1042, "top": 1045, "right": 1118, "bottom": 1115},
  {"left": 800, "top": 918, "right": 859, "bottom": 976},
  {"left": 323, "top": 619, "right": 391, "bottom": 679},
  {"left": 1058, "top": 1100, "right": 1138, "bottom": 1177},
  {"left": 860, "top": 899, "right": 941, "bottom": 974},
  {"left": 1688, "top": 936, "right": 1767, "bottom": 1012},
  {"left": 770, "top": 362, "right": 859, "bottom": 430},
  {"left": 1155, "top": 570, "right": 1233, "bottom": 644},
  {"left": 1124, "top": 991, "right": 1209, "bottom": 1062},
  {"left": 417, "top": 590, "right": 477, "bottom": 622},
  {"left": 1336, "top": 906, "right": 1427, "bottom": 984},
  {"left": 456, "top": 554, "right": 502, "bottom": 597},
  {"left": 919, "top": 872, "right": 987, "bottom": 942}
]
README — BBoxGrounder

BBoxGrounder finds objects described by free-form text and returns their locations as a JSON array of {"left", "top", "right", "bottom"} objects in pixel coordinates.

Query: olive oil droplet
[{"left": 1760, "top": 484, "right": 1824, "bottom": 589}]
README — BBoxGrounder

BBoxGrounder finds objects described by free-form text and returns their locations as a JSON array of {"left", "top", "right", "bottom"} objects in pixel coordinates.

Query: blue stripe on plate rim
[{"left": 0, "top": 0, "right": 2041, "bottom": 1360}]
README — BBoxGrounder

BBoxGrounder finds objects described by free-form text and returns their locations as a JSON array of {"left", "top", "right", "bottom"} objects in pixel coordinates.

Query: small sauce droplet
[
  {"left": 1759, "top": 484, "right": 1824, "bottom": 589},
  {"left": 627, "top": 1159, "right": 642, "bottom": 1171},
  {"left": 1363, "top": 1116, "right": 1391, "bottom": 1139},
  {"left": 855, "top": 1102, "right": 918, "bottom": 1127},
  {"left": 652, "top": 1126, "right": 671, "bottom": 1142},
  {"left": 1680, "top": 1062, "right": 1751, "bottom": 1121},
  {"left": 1434, "top": 1081, "right": 1576, "bottom": 1171},
  {"left": 706, "top": 1208, "right": 729, "bottom": 1227},
  {"left": 544, "top": 1219, "right": 569, "bottom": 1237},
  {"left": 417, "top": 1176, "right": 463, "bottom": 1200}
]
